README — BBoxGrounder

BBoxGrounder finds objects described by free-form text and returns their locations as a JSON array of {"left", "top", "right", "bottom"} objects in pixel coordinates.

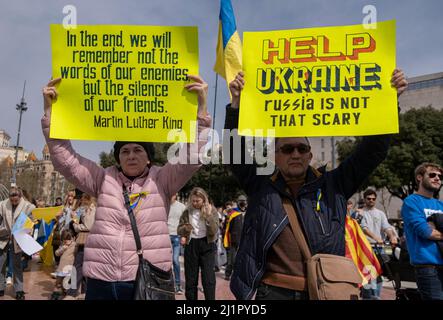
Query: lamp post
[{"left": 11, "top": 81, "right": 28, "bottom": 187}]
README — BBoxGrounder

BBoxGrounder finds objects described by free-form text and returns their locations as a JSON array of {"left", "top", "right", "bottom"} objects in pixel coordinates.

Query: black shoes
[{"left": 15, "top": 291, "right": 25, "bottom": 300}]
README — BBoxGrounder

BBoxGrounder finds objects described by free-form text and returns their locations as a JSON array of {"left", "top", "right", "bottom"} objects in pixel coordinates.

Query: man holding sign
[
  {"left": 224, "top": 69, "right": 407, "bottom": 300},
  {"left": 42, "top": 72, "right": 210, "bottom": 300},
  {"left": 238, "top": 20, "right": 399, "bottom": 138}
]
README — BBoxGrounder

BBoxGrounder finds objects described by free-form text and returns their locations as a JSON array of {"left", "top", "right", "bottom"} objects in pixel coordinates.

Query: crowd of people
[{"left": 0, "top": 67, "right": 442, "bottom": 301}]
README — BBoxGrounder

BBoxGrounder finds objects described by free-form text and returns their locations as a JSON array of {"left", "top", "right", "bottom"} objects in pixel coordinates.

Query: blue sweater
[{"left": 401, "top": 194, "right": 443, "bottom": 265}]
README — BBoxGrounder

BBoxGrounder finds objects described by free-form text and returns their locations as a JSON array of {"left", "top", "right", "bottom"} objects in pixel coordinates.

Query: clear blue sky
[{"left": 1, "top": 0, "right": 442, "bottom": 161}]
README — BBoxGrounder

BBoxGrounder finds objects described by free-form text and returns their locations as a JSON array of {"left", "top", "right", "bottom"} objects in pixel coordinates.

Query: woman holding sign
[{"left": 42, "top": 75, "right": 211, "bottom": 300}]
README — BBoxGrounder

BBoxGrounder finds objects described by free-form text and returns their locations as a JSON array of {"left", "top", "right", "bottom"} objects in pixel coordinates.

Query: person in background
[
  {"left": 360, "top": 188, "right": 398, "bottom": 300},
  {"left": 224, "top": 195, "right": 247, "bottom": 281},
  {"left": 65, "top": 193, "right": 96, "bottom": 299},
  {"left": 54, "top": 197, "right": 63, "bottom": 207},
  {"left": 167, "top": 194, "right": 186, "bottom": 295},
  {"left": 347, "top": 199, "right": 363, "bottom": 223},
  {"left": 401, "top": 162, "right": 443, "bottom": 300},
  {"left": 52, "top": 190, "right": 77, "bottom": 267},
  {"left": 0, "top": 187, "right": 36, "bottom": 300},
  {"left": 49, "top": 229, "right": 76, "bottom": 300},
  {"left": 177, "top": 187, "right": 219, "bottom": 300}
]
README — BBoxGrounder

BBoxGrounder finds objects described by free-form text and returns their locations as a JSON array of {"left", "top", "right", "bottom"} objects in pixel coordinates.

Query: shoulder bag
[
  {"left": 282, "top": 198, "right": 361, "bottom": 300},
  {"left": 123, "top": 186, "right": 175, "bottom": 300}
]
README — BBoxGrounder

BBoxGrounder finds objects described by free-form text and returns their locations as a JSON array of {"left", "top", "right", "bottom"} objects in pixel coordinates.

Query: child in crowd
[{"left": 49, "top": 230, "right": 76, "bottom": 300}]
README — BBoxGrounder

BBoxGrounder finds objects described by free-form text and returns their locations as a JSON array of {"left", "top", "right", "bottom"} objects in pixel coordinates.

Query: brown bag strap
[{"left": 282, "top": 197, "right": 312, "bottom": 260}]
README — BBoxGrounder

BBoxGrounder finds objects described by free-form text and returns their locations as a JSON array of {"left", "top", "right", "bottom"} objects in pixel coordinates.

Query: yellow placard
[
  {"left": 239, "top": 20, "right": 397, "bottom": 137},
  {"left": 32, "top": 206, "right": 63, "bottom": 224},
  {"left": 50, "top": 25, "right": 199, "bottom": 142}
]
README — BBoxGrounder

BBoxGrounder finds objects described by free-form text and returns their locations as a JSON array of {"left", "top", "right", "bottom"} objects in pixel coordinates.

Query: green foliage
[
  {"left": 152, "top": 143, "right": 172, "bottom": 165},
  {"left": 336, "top": 107, "right": 443, "bottom": 200},
  {"left": 99, "top": 150, "right": 117, "bottom": 168},
  {"left": 181, "top": 162, "right": 242, "bottom": 207}
]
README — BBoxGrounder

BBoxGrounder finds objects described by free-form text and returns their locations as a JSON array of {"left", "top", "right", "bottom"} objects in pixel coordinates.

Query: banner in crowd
[
  {"left": 51, "top": 25, "right": 199, "bottom": 142},
  {"left": 239, "top": 20, "right": 397, "bottom": 137},
  {"left": 345, "top": 215, "right": 382, "bottom": 285},
  {"left": 12, "top": 212, "right": 42, "bottom": 256},
  {"left": 32, "top": 206, "right": 63, "bottom": 224}
]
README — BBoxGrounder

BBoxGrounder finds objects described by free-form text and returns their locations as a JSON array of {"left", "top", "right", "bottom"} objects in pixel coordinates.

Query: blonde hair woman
[
  {"left": 177, "top": 187, "right": 219, "bottom": 300},
  {"left": 52, "top": 190, "right": 77, "bottom": 265},
  {"left": 65, "top": 193, "right": 96, "bottom": 298}
]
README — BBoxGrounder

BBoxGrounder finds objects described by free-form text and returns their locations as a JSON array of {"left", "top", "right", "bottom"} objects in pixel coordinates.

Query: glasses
[
  {"left": 278, "top": 143, "right": 311, "bottom": 155},
  {"left": 428, "top": 172, "right": 443, "bottom": 180},
  {"left": 366, "top": 197, "right": 376, "bottom": 201},
  {"left": 9, "top": 193, "right": 19, "bottom": 197}
]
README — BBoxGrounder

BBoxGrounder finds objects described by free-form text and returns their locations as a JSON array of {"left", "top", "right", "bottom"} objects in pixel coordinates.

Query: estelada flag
[{"left": 345, "top": 215, "right": 382, "bottom": 285}]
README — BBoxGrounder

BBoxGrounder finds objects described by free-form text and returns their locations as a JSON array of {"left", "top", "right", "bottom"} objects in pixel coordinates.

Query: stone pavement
[{"left": 0, "top": 256, "right": 400, "bottom": 300}]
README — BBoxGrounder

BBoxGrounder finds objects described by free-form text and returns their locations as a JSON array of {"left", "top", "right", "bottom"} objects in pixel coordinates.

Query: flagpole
[
  {"left": 212, "top": 74, "right": 218, "bottom": 133},
  {"left": 208, "top": 73, "right": 219, "bottom": 196}
]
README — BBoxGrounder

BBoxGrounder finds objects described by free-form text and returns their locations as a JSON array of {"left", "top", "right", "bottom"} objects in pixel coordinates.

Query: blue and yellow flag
[{"left": 213, "top": 0, "right": 242, "bottom": 85}]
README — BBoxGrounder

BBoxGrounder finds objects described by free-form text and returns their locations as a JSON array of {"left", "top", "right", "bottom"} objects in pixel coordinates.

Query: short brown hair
[
  {"left": 363, "top": 189, "right": 377, "bottom": 199},
  {"left": 9, "top": 187, "right": 22, "bottom": 197},
  {"left": 61, "top": 229, "right": 74, "bottom": 241},
  {"left": 414, "top": 162, "right": 443, "bottom": 184}
]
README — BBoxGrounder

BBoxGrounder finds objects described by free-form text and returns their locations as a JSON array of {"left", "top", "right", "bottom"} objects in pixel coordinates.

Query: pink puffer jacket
[{"left": 42, "top": 114, "right": 210, "bottom": 282}]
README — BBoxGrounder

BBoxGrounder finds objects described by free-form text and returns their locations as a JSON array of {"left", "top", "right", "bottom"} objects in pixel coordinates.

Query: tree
[
  {"left": 181, "top": 162, "right": 243, "bottom": 207},
  {"left": 99, "top": 150, "right": 117, "bottom": 168},
  {"left": 0, "top": 159, "right": 12, "bottom": 187},
  {"left": 16, "top": 169, "right": 40, "bottom": 201},
  {"left": 336, "top": 107, "right": 443, "bottom": 200}
]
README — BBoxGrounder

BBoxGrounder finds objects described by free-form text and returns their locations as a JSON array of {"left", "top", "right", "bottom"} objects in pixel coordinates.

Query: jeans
[
  {"left": 170, "top": 235, "right": 181, "bottom": 289},
  {"left": 6, "top": 245, "right": 13, "bottom": 278},
  {"left": 361, "top": 276, "right": 383, "bottom": 300},
  {"left": 85, "top": 278, "right": 135, "bottom": 300},
  {"left": 415, "top": 267, "right": 443, "bottom": 300},
  {"left": 255, "top": 282, "right": 308, "bottom": 300},
  {"left": 0, "top": 243, "right": 24, "bottom": 292}
]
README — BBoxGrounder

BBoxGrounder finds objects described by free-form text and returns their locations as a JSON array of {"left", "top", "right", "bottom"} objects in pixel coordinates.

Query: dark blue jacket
[{"left": 224, "top": 106, "right": 391, "bottom": 299}]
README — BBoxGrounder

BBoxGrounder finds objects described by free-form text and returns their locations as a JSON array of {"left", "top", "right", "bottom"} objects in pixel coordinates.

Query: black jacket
[
  {"left": 427, "top": 213, "right": 443, "bottom": 258},
  {"left": 224, "top": 106, "right": 391, "bottom": 299},
  {"left": 229, "top": 208, "right": 245, "bottom": 247}
]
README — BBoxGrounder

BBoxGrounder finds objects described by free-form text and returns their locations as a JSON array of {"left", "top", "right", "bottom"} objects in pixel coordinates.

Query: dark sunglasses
[
  {"left": 9, "top": 193, "right": 19, "bottom": 197},
  {"left": 366, "top": 197, "right": 376, "bottom": 201},
  {"left": 278, "top": 143, "right": 311, "bottom": 155},
  {"left": 428, "top": 172, "right": 443, "bottom": 180}
]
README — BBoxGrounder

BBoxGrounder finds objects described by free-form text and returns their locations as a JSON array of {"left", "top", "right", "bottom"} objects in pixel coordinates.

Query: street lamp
[{"left": 11, "top": 81, "right": 28, "bottom": 187}]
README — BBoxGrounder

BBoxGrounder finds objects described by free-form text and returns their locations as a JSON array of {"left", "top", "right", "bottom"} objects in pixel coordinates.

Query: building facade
[
  {"left": 309, "top": 71, "right": 443, "bottom": 217},
  {"left": 0, "top": 129, "right": 29, "bottom": 163},
  {"left": 0, "top": 129, "right": 71, "bottom": 205}
]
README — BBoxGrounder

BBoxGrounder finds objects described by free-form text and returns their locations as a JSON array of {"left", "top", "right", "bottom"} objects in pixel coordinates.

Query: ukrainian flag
[{"left": 213, "top": 0, "right": 242, "bottom": 85}]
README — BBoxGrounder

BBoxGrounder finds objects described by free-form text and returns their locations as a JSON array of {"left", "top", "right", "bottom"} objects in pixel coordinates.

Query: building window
[
  {"left": 321, "top": 152, "right": 325, "bottom": 162},
  {"left": 321, "top": 139, "right": 325, "bottom": 148},
  {"left": 408, "top": 77, "right": 443, "bottom": 91}
]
